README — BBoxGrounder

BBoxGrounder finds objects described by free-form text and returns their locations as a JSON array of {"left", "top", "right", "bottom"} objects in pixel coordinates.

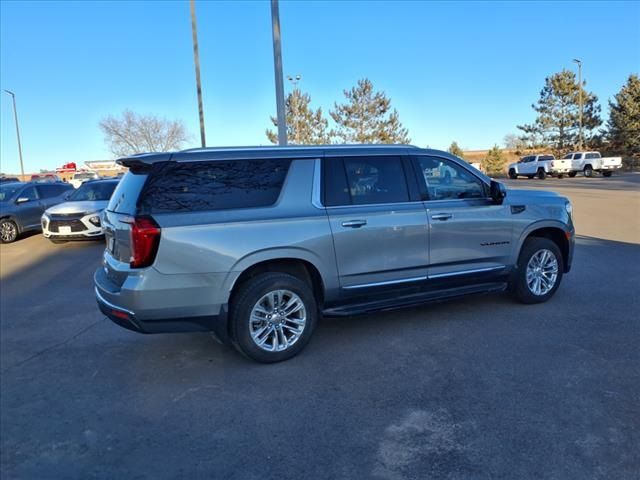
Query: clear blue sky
[{"left": 1, "top": 0, "right": 639, "bottom": 174}]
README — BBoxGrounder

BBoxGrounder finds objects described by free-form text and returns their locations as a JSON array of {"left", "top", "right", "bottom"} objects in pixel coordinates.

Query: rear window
[
  {"left": 586, "top": 153, "right": 601, "bottom": 159},
  {"left": 539, "top": 155, "right": 554, "bottom": 161},
  {"left": 138, "top": 159, "right": 291, "bottom": 213},
  {"left": 107, "top": 171, "right": 148, "bottom": 214}
]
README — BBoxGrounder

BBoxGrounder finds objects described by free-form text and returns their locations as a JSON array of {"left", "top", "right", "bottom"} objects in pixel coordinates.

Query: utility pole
[
  {"left": 573, "top": 58, "right": 583, "bottom": 150},
  {"left": 190, "top": 0, "right": 206, "bottom": 147},
  {"left": 287, "top": 74, "right": 301, "bottom": 144},
  {"left": 3, "top": 90, "right": 25, "bottom": 177},
  {"left": 271, "top": 0, "right": 287, "bottom": 145}
]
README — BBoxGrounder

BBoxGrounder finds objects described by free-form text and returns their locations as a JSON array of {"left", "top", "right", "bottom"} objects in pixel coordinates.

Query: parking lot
[{"left": 1, "top": 174, "right": 639, "bottom": 479}]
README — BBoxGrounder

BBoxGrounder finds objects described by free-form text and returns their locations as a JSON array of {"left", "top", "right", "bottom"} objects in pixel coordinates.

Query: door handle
[
  {"left": 342, "top": 220, "right": 367, "bottom": 228},
  {"left": 431, "top": 213, "right": 453, "bottom": 221}
]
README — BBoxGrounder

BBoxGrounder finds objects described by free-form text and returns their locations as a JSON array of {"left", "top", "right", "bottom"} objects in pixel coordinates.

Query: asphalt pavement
[{"left": 1, "top": 174, "right": 639, "bottom": 479}]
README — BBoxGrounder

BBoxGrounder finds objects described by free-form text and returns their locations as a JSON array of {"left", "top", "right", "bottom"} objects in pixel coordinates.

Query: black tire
[
  {"left": 0, "top": 219, "right": 18, "bottom": 243},
  {"left": 557, "top": 174, "right": 564, "bottom": 179},
  {"left": 583, "top": 165, "right": 593, "bottom": 177},
  {"left": 511, "top": 237, "right": 564, "bottom": 304},
  {"left": 49, "top": 239, "right": 68, "bottom": 244},
  {"left": 568, "top": 171, "right": 577, "bottom": 178},
  {"left": 230, "top": 272, "right": 318, "bottom": 363},
  {"left": 602, "top": 171, "right": 612, "bottom": 177},
  {"left": 537, "top": 168, "right": 546, "bottom": 180},
  {"left": 508, "top": 169, "right": 517, "bottom": 179}
]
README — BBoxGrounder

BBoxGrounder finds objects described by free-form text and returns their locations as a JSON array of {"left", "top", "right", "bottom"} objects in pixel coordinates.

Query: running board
[{"left": 322, "top": 282, "right": 508, "bottom": 317}]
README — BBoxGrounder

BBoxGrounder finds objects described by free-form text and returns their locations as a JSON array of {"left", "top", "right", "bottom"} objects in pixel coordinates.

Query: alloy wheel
[
  {"left": 526, "top": 249, "right": 559, "bottom": 296},
  {"left": 0, "top": 221, "right": 17, "bottom": 242},
  {"left": 249, "top": 289, "right": 307, "bottom": 352}
]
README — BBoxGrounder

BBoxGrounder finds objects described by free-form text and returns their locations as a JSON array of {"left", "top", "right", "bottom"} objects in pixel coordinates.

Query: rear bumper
[
  {"left": 600, "top": 164, "right": 622, "bottom": 170},
  {"left": 94, "top": 266, "right": 230, "bottom": 342}
]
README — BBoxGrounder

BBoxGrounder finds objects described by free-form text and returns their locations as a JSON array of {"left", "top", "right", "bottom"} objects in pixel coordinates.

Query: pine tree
[
  {"left": 266, "top": 88, "right": 332, "bottom": 145},
  {"left": 482, "top": 145, "right": 506, "bottom": 176},
  {"left": 330, "top": 78, "right": 410, "bottom": 144},
  {"left": 448, "top": 141, "right": 465, "bottom": 159},
  {"left": 518, "top": 70, "right": 601, "bottom": 151},
  {"left": 607, "top": 74, "right": 640, "bottom": 158}
]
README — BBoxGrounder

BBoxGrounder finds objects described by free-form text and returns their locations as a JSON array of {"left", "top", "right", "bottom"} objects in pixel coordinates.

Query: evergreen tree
[
  {"left": 330, "top": 78, "right": 410, "bottom": 144},
  {"left": 518, "top": 70, "right": 601, "bottom": 151},
  {"left": 482, "top": 145, "right": 506, "bottom": 176},
  {"left": 448, "top": 141, "right": 465, "bottom": 158},
  {"left": 607, "top": 74, "right": 640, "bottom": 157},
  {"left": 266, "top": 88, "right": 332, "bottom": 145}
]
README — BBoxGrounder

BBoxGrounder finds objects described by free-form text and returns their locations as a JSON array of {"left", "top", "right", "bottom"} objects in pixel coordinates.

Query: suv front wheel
[
  {"left": 512, "top": 237, "right": 563, "bottom": 304},
  {"left": 230, "top": 272, "right": 318, "bottom": 363}
]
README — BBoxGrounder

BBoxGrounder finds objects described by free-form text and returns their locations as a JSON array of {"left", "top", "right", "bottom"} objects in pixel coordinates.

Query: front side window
[
  {"left": 19, "top": 186, "right": 38, "bottom": 201},
  {"left": 416, "top": 156, "right": 485, "bottom": 201},
  {"left": 139, "top": 159, "right": 291, "bottom": 213},
  {"left": 342, "top": 156, "right": 409, "bottom": 205},
  {"left": 0, "top": 184, "right": 22, "bottom": 201}
]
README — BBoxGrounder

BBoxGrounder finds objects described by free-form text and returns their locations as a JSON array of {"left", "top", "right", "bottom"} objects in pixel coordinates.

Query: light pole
[
  {"left": 287, "top": 75, "right": 301, "bottom": 143},
  {"left": 573, "top": 58, "right": 583, "bottom": 150},
  {"left": 3, "top": 90, "right": 25, "bottom": 178},
  {"left": 190, "top": 0, "right": 206, "bottom": 147},
  {"left": 271, "top": 0, "right": 287, "bottom": 145}
]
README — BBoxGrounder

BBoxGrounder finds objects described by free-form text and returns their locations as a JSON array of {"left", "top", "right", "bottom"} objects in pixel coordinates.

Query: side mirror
[
  {"left": 16, "top": 197, "right": 30, "bottom": 204},
  {"left": 490, "top": 180, "right": 507, "bottom": 204}
]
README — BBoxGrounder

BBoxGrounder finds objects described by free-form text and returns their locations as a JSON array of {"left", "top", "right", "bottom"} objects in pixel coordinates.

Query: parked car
[
  {"left": 508, "top": 154, "right": 572, "bottom": 179},
  {"left": 42, "top": 179, "right": 118, "bottom": 244},
  {"left": 30, "top": 173, "right": 63, "bottom": 183},
  {"left": 564, "top": 151, "right": 622, "bottom": 177},
  {"left": 70, "top": 171, "right": 100, "bottom": 189},
  {"left": 95, "top": 145, "right": 574, "bottom": 363},
  {"left": 0, "top": 182, "right": 73, "bottom": 243},
  {"left": 0, "top": 176, "right": 20, "bottom": 184}
]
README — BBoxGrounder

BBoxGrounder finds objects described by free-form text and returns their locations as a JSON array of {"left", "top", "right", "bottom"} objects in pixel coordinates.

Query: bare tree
[{"left": 99, "top": 110, "right": 190, "bottom": 157}]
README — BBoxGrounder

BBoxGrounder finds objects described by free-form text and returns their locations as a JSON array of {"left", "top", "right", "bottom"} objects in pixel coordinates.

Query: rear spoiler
[{"left": 116, "top": 152, "right": 173, "bottom": 172}]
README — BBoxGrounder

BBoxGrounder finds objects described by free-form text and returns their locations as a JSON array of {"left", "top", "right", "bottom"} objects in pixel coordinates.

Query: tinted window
[
  {"left": 563, "top": 153, "right": 573, "bottom": 159},
  {"left": 69, "top": 182, "right": 117, "bottom": 201},
  {"left": 139, "top": 159, "right": 291, "bottom": 213},
  {"left": 107, "top": 171, "right": 149, "bottom": 214},
  {"left": 574, "top": 153, "right": 582, "bottom": 159},
  {"left": 323, "top": 158, "right": 350, "bottom": 206},
  {"left": 36, "top": 184, "right": 68, "bottom": 198},
  {"left": 539, "top": 155, "right": 554, "bottom": 161},
  {"left": 19, "top": 186, "right": 38, "bottom": 201},
  {"left": 416, "top": 156, "right": 485, "bottom": 201},
  {"left": 342, "top": 156, "right": 409, "bottom": 205}
]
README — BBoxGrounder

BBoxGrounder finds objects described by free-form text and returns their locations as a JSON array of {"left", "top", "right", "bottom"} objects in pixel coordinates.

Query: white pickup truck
[
  {"left": 507, "top": 154, "right": 572, "bottom": 180},
  {"left": 563, "top": 151, "right": 622, "bottom": 177}
]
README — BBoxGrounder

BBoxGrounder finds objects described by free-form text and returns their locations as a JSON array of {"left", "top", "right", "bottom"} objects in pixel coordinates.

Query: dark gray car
[
  {"left": 0, "top": 182, "right": 73, "bottom": 243},
  {"left": 95, "top": 145, "right": 575, "bottom": 362}
]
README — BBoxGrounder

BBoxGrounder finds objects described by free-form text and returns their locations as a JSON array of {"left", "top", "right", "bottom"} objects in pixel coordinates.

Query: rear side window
[
  {"left": 139, "top": 159, "right": 291, "bottom": 213},
  {"left": 343, "top": 156, "right": 409, "bottom": 205}
]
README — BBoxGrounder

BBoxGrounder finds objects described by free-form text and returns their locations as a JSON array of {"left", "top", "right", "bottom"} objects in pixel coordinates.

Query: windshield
[
  {"left": 74, "top": 172, "right": 96, "bottom": 180},
  {"left": 68, "top": 181, "right": 117, "bottom": 201},
  {"left": 0, "top": 184, "right": 22, "bottom": 201}
]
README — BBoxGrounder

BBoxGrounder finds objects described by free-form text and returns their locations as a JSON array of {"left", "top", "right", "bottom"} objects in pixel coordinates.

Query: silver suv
[{"left": 95, "top": 145, "right": 574, "bottom": 362}]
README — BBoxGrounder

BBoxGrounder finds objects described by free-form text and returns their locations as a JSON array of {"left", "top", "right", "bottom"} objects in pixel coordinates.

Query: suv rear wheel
[
  {"left": 512, "top": 237, "right": 563, "bottom": 304},
  {"left": 230, "top": 272, "right": 318, "bottom": 363}
]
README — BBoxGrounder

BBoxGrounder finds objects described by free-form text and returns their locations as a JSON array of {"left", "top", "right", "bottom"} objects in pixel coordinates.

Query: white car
[
  {"left": 41, "top": 179, "right": 118, "bottom": 243},
  {"left": 70, "top": 171, "right": 100, "bottom": 189},
  {"left": 508, "top": 154, "right": 572, "bottom": 180},
  {"left": 563, "top": 151, "right": 622, "bottom": 177}
]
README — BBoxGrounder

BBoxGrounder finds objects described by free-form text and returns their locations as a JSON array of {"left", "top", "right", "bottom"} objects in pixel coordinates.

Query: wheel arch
[
  {"left": 518, "top": 223, "right": 571, "bottom": 272},
  {"left": 0, "top": 215, "right": 22, "bottom": 234}
]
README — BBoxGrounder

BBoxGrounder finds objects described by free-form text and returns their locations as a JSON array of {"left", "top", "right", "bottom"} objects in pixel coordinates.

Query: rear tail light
[{"left": 129, "top": 216, "right": 161, "bottom": 268}]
